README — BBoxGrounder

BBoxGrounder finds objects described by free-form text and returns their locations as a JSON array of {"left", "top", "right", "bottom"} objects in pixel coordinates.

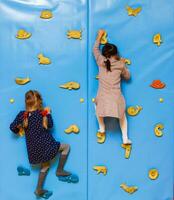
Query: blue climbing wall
[{"left": 0, "top": 0, "right": 173, "bottom": 200}]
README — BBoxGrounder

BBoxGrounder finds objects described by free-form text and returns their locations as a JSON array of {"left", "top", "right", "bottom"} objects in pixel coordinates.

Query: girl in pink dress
[{"left": 93, "top": 29, "right": 132, "bottom": 144}]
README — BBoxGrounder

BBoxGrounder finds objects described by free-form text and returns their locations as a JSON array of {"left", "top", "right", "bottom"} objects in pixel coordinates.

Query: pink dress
[{"left": 93, "top": 40, "right": 130, "bottom": 119}]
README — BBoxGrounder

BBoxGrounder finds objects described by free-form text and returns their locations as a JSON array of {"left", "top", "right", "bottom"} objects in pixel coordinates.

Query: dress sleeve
[
  {"left": 121, "top": 63, "right": 131, "bottom": 80},
  {"left": 93, "top": 40, "right": 105, "bottom": 67},
  {"left": 47, "top": 114, "right": 53, "bottom": 129},
  {"left": 10, "top": 111, "right": 24, "bottom": 134}
]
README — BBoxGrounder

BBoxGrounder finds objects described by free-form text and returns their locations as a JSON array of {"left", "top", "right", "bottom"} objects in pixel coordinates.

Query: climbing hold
[
  {"left": 127, "top": 106, "right": 142, "bottom": 116},
  {"left": 101, "top": 31, "right": 108, "bottom": 44},
  {"left": 80, "top": 98, "right": 84, "bottom": 103},
  {"left": 96, "top": 132, "right": 106, "bottom": 144},
  {"left": 67, "top": 30, "right": 82, "bottom": 39},
  {"left": 16, "top": 29, "right": 31, "bottom": 39},
  {"left": 126, "top": 6, "right": 142, "bottom": 16},
  {"left": 10, "top": 98, "right": 15, "bottom": 104},
  {"left": 17, "top": 166, "right": 30, "bottom": 176},
  {"left": 18, "top": 127, "right": 25, "bottom": 137},
  {"left": 149, "top": 169, "right": 159, "bottom": 180},
  {"left": 123, "top": 58, "right": 131, "bottom": 65},
  {"left": 93, "top": 166, "right": 107, "bottom": 175},
  {"left": 15, "top": 77, "right": 31, "bottom": 85},
  {"left": 154, "top": 123, "right": 164, "bottom": 137},
  {"left": 150, "top": 80, "right": 166, "bottom": 89},
  {"left": 159, "top": 98, "right": 164, "bottom": 103},
  {"left": 121, "top": 144, "right": 132, "bottom": 159},
  {"left": 96, "top": 75, "right": 99, "bottom": 80},
  {"left": 59, "top": 82, "right": 80, "bottom": 90},
  {"left": 153, "top": 33, "right": 162, "bottom": 46},
  {"left": 64, "top": 125, "right": 80, "bottom": 134},
  {"left": 120, "top": 183, "right": 138, "bottom": 194},
  {"left": 92, "top": 98, "right": 95, "bottom": 103},
  {"left": 38, "top": 54, "right": 51, "bottom": 65},
  {"left": 58, "top": 174, "right": 79, "bottom": 183},
  {"left": 40, "top": 10, "right": 53, "bottom": 19}
]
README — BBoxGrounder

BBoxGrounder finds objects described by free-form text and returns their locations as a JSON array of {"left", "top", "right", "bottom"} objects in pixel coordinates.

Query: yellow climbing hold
[
  {"left": 159, "top": 98, "right": 164, "bottom": 103},
  {"left": 121, "top": 144, "right": 132, "bottom": 159},
  {"left": 59, "top": 82, "right": 80, "bottom": 90},
  {"left": 127, "top": 106, "right": 142, "bottom": 116},
  {"left": 64, "top": 125, "right": 80, "bottom": 134},
  {"left": 149, "top": 169, "right": 159, "bottom": 180},
  {"left": 93, "top": 166, "right": 107, "bottom": 175},
  {"left": 92, "top": 98, "right": 95, "bottom": 103},
  {"left": 38, "top": 54, "right": 51, "bottom": 65},
  {"left": 101, "top": 31, "right": 108, "bottom": 45},
  {"left": 80, "top": 98, "right": 84, "bottom": 103},
  {"left": 126, "top": 6, "right": 142, "bottom": 16},
  {"left": 96, "top": 132, "right": 106, "bottom": 144},
  {"left": 124, "top": 58, "right": 131, "bottom": 65},
  {"left": 153, "top": 33, "right": 162, "bottom": 46},
  {"left": 15, "top": 77, "right": 31, "bottom": 85},
  {"left": 16, "top": 29, "right": 31, "bottom": 39},
  {"left": 96, "top": 75, "right": 99, "bottom": 80},
  {"left": 67, "top": 30, "right": 82, "bottom": 39},
  {"left": 10, "top": 98, "right": 15, "bottom": 104},
  {"left": 120, "top": 183, "right": 138, "bottom": 194},
  {"left": 40, "top": 10, "right": 53, "bottom": 19},
  {"left": 154, "top": 123, "right": 164, "bottom": 137}
]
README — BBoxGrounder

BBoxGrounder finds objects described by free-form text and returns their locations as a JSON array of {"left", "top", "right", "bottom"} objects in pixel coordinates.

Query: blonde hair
[{"left": 23, "top": 90, "right": 48, "bottom": 129}]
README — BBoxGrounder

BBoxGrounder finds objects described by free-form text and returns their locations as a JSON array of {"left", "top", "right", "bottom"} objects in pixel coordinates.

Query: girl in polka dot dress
[{"left": 10, "top": 90, "right": 78, "bottom": 198}]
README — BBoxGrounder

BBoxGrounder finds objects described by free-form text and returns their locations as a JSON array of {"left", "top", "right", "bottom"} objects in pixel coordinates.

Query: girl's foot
[
  {"left": 56, "top": 170, "right": 71, "bottom": 177},
  {"left": 35, "top": 189, "right": 53, "bottom": 199},
  {"left": 123, "top": 139, "right": 132, "bottom": 145},
  {"left": 97, "top": 132, "right": 106, "bottom": 144}
]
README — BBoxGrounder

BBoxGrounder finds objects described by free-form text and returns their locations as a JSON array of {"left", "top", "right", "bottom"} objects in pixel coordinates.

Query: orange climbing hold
[{"left": 150, "top": 80, "right": 166, "bottom": 89}]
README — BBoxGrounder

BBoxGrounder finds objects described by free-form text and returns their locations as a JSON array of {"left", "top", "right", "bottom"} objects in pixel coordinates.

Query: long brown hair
[
  {"left": 23, "top": 90, "right": 48, "bottom": 129},
  {"left": 102, "top": 43, "right": 120, "bottom": 72}
]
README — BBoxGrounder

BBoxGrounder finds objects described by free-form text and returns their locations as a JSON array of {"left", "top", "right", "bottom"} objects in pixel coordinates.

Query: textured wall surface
[{"left": 0, "top": 0, "right": 173, "bottom": 200}]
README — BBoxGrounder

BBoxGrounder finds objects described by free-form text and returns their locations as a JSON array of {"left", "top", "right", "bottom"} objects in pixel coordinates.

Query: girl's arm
[
  {"left": 93, "top": 30, "right": 106, "bottom": 67},
  {"left": 47, "top": 114, "right": 53, "bottom": 129},
  {"left": 121, "top": 63, "right": 131, "bottom": 80},
  {"left": 10, "top": 111, "right": 24, "bottom": 134}
]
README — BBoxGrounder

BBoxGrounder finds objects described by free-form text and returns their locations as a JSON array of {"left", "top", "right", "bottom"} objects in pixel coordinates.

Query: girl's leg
[
  {"left": 119, "top": 114, "right": 132, "bottom": 144},
  {"left": 96, "top": 115, "right": 105, "bottom": 133},
  {"left": 35, "top": 163, "right": 50, "bottom": 196},
  {"left": 56, "top": 144, "right": 71, "bottom": 176}
]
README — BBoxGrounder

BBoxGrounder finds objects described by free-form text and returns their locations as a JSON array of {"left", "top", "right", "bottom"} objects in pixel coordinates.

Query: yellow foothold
[
  {"left": 96, "top": 132, "right": 106, "bottom": 144},
  {"left": 80, "top": 98, "right": 84, "bottom": 103},
  {"left": 64, "top": 124, "right": 80, "bottom": 134},
  {"left": 126, "top": 6, "right": 142, "bottom": 16},
  {"left": 120, "top": 183, "right": 138, "bottom": 194},
  {"left": 153, "top": 33, "right": 162, "bottom": 46},
  {"left": 16, "top": 29, "right": 31, "bottom": 39},
  {"left": 101, "top": 31, "right": 108, "bottom": 44},
  {"left": 93, "top": 166, "right": 107, "bottom": 175},
  {"left": 59, "top": 82, "right": 80, "bottom": 90},
  {"left": 38, "top": 54, "right": 51, "bottom": 65},
  {"left": 10, "top": 98, "right": 15, "bottom": 104},
  {"left": 15, "top": 77, "right": 31, "bottom": 85},
  {"left": 127, "top": 106, "right": 142, "bottom": 116},
  {"left": 40, "top": 10, "right": 53, "bottom": 19},
  {"left": 149, "top": 169, "right": 159, "bottom": 180},
  {"left": 159, "top": 98, "right": 164, "bottom": 103},
  {"left": 121, "top": 144, "right": 132, "bottom": 159},
  {"left": 154, "top": 123, "right": 164, "bottom": 137},
  {"left": 96, "top": 75, "right": 99, "bottom": 80},
  {"left": 67, "top": 30, "right": 82, "bottom": 39},
  {"left": 92, "top": 98, "right": 95, "bottom": 103},
  {"left": 18, "top": 127, "right": 25, "bottom": 137}
]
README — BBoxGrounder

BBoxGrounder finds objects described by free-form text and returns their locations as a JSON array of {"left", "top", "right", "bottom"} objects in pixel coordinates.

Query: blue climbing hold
[
  {"left": 58, "top": 174, "right": 79, "bottom": 183},
  {"left": 17, "top": 166, "right": 30, "bottom": 176}
]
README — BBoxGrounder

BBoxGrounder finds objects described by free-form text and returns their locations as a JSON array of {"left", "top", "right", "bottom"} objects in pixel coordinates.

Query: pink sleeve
[
  {"left": 121, "top": 63, "right": 130, "bottom": 80},
  {"left": 93, "top": 40, "right": 105, "bottom": 67}
]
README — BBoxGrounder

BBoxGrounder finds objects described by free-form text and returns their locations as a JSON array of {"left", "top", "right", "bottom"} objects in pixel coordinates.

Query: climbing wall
[{"left": 0, "top": 0, "right": 174, "bottom": 200}]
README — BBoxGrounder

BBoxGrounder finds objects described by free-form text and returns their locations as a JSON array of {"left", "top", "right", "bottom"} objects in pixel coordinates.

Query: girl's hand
[
  {"left": 97, "top": 29, "right": 105, "bottom": 41},
  {"left": 44, "top": 107, "right": 51, "bottom": 114}
]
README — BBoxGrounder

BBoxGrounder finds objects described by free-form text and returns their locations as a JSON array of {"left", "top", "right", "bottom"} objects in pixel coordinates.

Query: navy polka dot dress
[{"left": 10, "top": 110, "right": 60, "bottom": 165}]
